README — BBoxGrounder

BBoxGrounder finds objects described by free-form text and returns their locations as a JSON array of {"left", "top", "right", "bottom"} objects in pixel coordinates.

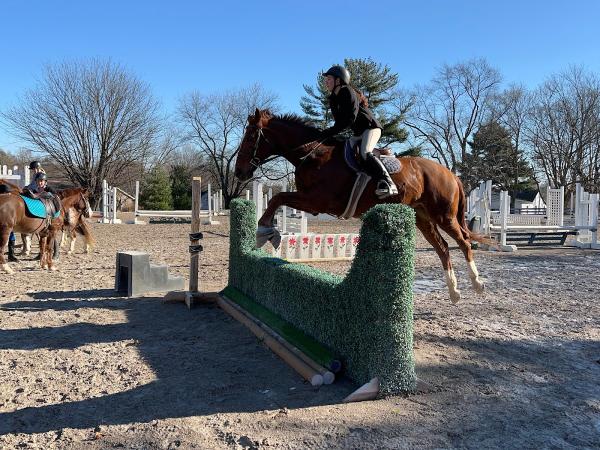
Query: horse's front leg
[
  {"left": 256, "top": 192, "right": 313, "bottom": 249},
  {"left": 39, "top": 235, "right": 48, "bottom": 269},
  {"left": 21, "top": 234, "right": 31, "bottom": 256},
  {"left": 1, "top": 229, "right": 14, "bottom": 274}
]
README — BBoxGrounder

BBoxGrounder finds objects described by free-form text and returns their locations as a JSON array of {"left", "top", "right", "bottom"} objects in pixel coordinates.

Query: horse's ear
[{"left": 254, "top": 108, "right": 262, "bottom": 121}]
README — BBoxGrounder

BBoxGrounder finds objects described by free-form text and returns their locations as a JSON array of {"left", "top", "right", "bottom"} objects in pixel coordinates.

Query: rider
[
  {"left": 320, "top": 65, "right": 398, "bottom": 199},
  {"left": 7, "top": 161, "right": 47, "bottom": 262}
]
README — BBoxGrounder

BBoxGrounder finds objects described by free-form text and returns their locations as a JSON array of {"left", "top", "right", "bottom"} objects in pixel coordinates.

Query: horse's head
[
  {"left": 59, "top": 188, "right": 93, "bottom": 223},
  {"left": 234, "top": 108, "right": 276, "bottom": 182}
]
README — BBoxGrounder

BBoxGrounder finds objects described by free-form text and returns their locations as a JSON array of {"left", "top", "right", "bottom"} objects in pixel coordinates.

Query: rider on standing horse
[
  {"left": 321, "top": 65, "right": 398, "bottom": 199},
  {"left": 7, "top": 161, "right": 47, "bottom": 262}
]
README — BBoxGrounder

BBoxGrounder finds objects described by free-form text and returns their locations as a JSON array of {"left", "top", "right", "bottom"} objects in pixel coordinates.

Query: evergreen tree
[
  {"left": 139, "top": 166, "right": 173, "bottom": 210},
  {"left": 170, "top": 164, "right": 192, "bottom": 210},
  {"left": 300, "top": 57, "right": 408, "bottom": 146},
  {"left": 459, "top": 121, "right": 535, "bottom": 197}
]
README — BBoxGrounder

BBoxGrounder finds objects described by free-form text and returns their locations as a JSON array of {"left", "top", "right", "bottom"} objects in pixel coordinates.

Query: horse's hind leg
[
  {"left": 1, "top": 228, "right": 14, "bottom": 274},
  {"left": 440, "top": 219, "right": 485, "bottom": 295},
  {"left": 416, "top": 217, "right": 461, "bottom": 304}
]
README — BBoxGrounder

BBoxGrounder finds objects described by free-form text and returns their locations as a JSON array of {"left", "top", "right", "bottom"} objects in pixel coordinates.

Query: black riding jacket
[{"left": 322, "top": 85, "right": 382, "bottom": 138}]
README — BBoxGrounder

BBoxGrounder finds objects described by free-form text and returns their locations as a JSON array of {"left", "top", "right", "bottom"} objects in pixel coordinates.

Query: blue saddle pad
[
  {"left": 20, "top": 195, "right": 60, "bottom": 219},
  {"left": 344, "top": 140, "right": 362, "bottom": 172}
]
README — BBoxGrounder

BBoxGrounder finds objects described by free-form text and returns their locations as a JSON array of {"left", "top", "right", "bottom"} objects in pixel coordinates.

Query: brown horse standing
[
  {"left": 0, "top": 187, "right": 91, "bottom": 273},
  {"left": 234, "top": 109, "right": 487, "bottom": 304}
]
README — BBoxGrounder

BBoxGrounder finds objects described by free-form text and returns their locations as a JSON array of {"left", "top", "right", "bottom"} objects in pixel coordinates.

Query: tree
[
  {"left": 404, "top": 58, "right": 502, "bottom": 172},
  {"left": 170, "top": 164, "right": 193, "bottom": 210},
  {"left": 139, "top": 166, "right": 172, "bottom": 210},
  {"left": 300, "top": 57, "right": 409, "bottom": 147},
  {"left": 526, "top": 66, "right": 600, "bottom": 192},
  {"left": 0, "top": 59, "right": 165, "bottom": 207},
  {"left": 176, "top": 83, "right": 279, "bottom": 208},
  {"left": 458, "top": 121, "right": 534, "bottom": 198}
]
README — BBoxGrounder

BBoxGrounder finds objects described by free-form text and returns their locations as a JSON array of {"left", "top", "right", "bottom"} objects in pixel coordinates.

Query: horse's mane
[
  {"left": 58, "top": 187, "right": 85, "bottom": 198},
  {"left": 268, "top": 111, "right": 322, "bottom": 134}
]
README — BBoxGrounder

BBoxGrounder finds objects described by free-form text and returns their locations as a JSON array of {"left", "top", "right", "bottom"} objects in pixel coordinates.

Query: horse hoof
[
  {"left": 2, "top": 264, "right": 14, "bottom": 274},
  {"left": 257, "top": 226, "right": 280, "bottom": 248},
  {"left": 50, "top": 266, "right": 57, "bottom": 272},
  {"left": 270, "top": 230, "right": 282, "bottom": 249},
  {"left": 449, "top": 290, "right": 461, "bottom": 304},
  {"left": 473, "top": 281, "right": 485, "bottom": 295}
]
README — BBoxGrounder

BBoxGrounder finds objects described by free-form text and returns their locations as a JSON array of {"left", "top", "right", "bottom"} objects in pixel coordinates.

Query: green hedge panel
[{"left": 227, "top": 199, "right": 416, "bottom": 395}]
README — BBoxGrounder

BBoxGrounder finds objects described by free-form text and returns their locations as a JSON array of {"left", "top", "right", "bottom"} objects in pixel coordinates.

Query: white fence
[
  {"left": 467, "top": 180, "right": 599, "bottom": 250},
  {"left": 0, "top": 164, "right": 31, "bottom": 187}
]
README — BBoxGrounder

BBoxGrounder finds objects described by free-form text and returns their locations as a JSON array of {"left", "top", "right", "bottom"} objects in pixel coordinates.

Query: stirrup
[{"left": 375, "top": 181, "right": 398, "bottom": 199}]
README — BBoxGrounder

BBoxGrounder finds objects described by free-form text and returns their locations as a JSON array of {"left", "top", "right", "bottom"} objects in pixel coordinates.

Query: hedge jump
[{"left": 225, "top": 198, "right": 417, "bottom": 399}]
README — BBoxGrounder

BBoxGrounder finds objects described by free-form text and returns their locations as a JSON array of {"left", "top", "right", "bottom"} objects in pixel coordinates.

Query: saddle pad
[
  {"left": 344, "top": 140, "right": 401, "bottom": 174},
  {"left": 20, "top": 195, "right": 60, "bottom": 219}
]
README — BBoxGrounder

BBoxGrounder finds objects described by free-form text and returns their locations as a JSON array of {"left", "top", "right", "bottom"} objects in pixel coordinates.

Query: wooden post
[{"left": 189, "top": 176, "right": 201, "bottom": 295}]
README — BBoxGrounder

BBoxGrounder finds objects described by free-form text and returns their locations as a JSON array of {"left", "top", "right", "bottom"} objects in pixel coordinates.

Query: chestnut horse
[
  {"left": 0, "top": 187, "right": 91, "bottom": 273},
  {"left": 234, "top": 109, "right": 487, "bottom": 304}
]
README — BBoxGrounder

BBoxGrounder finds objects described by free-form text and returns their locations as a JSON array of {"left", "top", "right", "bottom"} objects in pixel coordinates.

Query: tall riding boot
[
  {"left": 364, "top": 153, "right": 399, "bottom": 199},
  {"left": 8, "top": 240, "right": 19, "bottom": 262}
]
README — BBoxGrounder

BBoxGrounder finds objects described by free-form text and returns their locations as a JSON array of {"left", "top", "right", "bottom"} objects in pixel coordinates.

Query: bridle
[
  {"left": 245, "top": 123, "right": 325, "bottom": 171},
  {"left": 248, "top": 125, "right": 279, "bottom": 169}
]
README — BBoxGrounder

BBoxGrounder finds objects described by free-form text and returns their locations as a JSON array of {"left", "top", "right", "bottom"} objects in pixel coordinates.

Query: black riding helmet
[
  {"left": 34, "top": 172, "right": 47, "bottom": 182},
  {"left": 29, "top": 161, "right": 42, "bottom": 170},
  {"left": 323, "top": 65, "right": 350, "bottom": 85}
]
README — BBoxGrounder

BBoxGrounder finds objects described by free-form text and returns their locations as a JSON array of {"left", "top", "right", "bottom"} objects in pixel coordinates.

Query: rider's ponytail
[{"left": 350, "top": 85, "right": 368, "bottom": 108}]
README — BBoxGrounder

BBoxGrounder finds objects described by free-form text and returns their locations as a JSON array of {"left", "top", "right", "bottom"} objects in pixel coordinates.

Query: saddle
[
  {"left": 343, "top": 140, "right": 401, "bottom": 174},
  {"left": 339, "top": 140, "right": 402, "bottom": 219},
  {"left": 20, "top": 193, "right": 62, "bottom": 221}
]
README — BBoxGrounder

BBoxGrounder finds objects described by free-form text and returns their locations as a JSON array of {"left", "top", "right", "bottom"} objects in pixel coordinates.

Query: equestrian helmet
[
  {"left": 34, "top": 172, "right": 47, "bottom": 182},
  {"left": 29, "top": 161, "right": 42, "bottom": 170},
  {"left": 323, "top": 65, "right": 350, "bottom": 85}
]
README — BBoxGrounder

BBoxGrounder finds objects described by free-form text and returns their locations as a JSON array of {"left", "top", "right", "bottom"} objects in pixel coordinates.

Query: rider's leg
[
  {"left": 359, "top": 129, "right": 398, "bottom": 199},
  {"left": 8, "top": 232, "right": 18, "bottom": 262}
]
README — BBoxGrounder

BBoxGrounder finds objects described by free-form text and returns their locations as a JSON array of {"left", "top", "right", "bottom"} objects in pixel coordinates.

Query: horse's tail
[
  {"left": 77, "top": 219, "right": 95, "bottom": 249},
  {"left": 455, "top": 176, "right": 494, "bottom": 246}
]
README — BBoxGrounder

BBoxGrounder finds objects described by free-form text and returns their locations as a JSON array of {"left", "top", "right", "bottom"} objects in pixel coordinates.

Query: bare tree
[
  {"left": 490, "top": 84, "right": 538, "bottom": 190},
  {"left": 526, "top": 66, "right": 600, "bottom": 192},
  {"left": 176, "top": 83, "right": 280, "bottom": 207},
  {"left": 403, "top": 58, "right": 502, "bottom": 171},
  {"left": 1, "top": 59, "right": 164, "bottom": 207}
]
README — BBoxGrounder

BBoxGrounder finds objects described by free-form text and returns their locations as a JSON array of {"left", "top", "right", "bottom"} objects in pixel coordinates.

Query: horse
[
  {"left": 234, "top": 109, "right": 488, "bottom": 304},
  {"left": 0, "top": 187, "right": 91, "bottom": 273},
  {"left": 60, "top": 206, "right": 95, "bottom": 255}
]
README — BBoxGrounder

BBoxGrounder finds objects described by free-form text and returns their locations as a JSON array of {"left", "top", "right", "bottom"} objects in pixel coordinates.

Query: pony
[
  {"left": 0, "top": 186, "right": 91, "bottom": 273},
  {"left": 60, "top": 208, "right": 95, "bottom": 255},
  {"left": 234, "top": 109, "right": 488, "bottom": 304}
]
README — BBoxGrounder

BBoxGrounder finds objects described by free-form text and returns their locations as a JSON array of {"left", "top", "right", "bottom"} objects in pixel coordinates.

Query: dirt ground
[{"left": 1, "top": 214, "right": 599, "bottom": 449}]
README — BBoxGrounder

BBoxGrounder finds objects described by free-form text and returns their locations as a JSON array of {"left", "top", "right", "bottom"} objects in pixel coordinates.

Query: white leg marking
[
  {"left": 68, "top": 236, "right": 76, "bottom": 255},
  {"left": 445, "top": 269, "right": 461, "bottom": 304},
  {"left": 468, "top": 260, "right": 485, "bottom": 294}
]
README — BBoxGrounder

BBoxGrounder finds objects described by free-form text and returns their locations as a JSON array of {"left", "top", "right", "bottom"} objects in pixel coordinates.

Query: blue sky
[{"left": 1, "top": 0, "right": 599, "bottom": 151}]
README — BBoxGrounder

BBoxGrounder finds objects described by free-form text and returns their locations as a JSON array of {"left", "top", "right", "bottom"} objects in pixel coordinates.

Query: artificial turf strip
[{"left": 222, "top": 285, "right": 341, "bottom": 372}]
